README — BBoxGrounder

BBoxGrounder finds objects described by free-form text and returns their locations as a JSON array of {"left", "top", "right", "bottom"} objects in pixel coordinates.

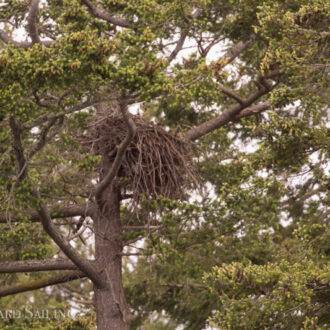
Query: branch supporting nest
[{"left": 82, "top": 115, "right": 197, "bottom": 203}]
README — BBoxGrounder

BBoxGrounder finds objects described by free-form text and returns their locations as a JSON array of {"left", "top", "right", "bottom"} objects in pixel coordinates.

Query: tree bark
[{"left": 94, "top": 156, "right": 130, "bottom": 330}]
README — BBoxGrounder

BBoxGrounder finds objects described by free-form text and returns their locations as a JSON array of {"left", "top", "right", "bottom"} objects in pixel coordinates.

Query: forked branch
[
  {"left": 218, "top": 84, "right": 245, "bottom": 104},
  {"left": 184, "top": 86, "right": 270, "bottom": 141},
  {"left": 33, "top": 188, "right": 105, "bottom": 288},
  {"left": 28, "top": 115, "right": 64, "bottom": 159}
]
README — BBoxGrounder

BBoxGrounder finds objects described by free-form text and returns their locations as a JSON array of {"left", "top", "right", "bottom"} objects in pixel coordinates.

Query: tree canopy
[{"left": 0, "top": 0, "right": 329, "bottom": 329}]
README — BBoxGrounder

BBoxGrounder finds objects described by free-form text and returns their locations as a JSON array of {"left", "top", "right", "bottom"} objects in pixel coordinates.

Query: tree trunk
[{"left": 93, "top": 177, "right": 130, "bottom": 329}]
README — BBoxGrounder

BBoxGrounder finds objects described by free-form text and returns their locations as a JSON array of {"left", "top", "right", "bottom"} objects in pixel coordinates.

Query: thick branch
[
  {"left": 234, "top": 101, "right": 270, "bottom": 120},
  {"left": 220, "top": 35, "right": 256, "bottom": 65},
  {"left": 81, "top": 0, "right": 132, "bottom": 28},
  {"left": 33, "top": 189, "right": 105, "bottom": 288},
  {"left": 0, "top": 203, "right": 93, "bottom": 223},
  {"left": 0, "top": 0, "right": 52, "bottom": 49},
  {"left": 0, "top": 271, "right": 85, "bottom": 298},
  {"left": 184, "top": 87, "right": 269, "bottom": 141},
  {"left": 0, "top": 259, "right": 77, "bottom": 273},
  {"left": 94, "top": 100, "right": 137, "bottom": 201},
  {"left": 27, "top": 0, "right": 41, "bottom": 44}
]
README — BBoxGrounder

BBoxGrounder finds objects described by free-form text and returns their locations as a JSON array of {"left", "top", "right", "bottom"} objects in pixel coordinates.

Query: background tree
[{"left": 0, "top": 0, "right": 328, "bottom": 329}]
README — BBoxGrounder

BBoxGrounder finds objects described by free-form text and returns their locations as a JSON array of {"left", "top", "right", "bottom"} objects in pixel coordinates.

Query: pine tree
[{"left": 0, "top": 1, "right": 328, "bottom": 329}]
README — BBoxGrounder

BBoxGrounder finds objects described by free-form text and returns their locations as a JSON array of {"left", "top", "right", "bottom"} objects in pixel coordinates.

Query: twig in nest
[{"left": 81, "top": 114, "right": 197, "bottom": 204}]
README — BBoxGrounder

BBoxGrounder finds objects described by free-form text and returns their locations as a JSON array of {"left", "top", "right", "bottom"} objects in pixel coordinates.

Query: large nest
[{"left": 81, "top": 115, "right": 197, "bottom": 202}]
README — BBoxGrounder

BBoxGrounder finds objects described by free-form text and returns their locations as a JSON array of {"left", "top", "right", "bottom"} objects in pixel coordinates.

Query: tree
[{"left": 0, "top": 0, "right": 328, "bottom": 329}]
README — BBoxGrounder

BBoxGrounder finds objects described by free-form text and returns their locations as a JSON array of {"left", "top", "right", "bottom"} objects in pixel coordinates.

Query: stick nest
[{"left": 81, "top": 115, "right": 197, "bottom": 202}]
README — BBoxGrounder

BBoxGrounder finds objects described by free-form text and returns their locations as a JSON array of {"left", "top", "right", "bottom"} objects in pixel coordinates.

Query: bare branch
[
  {"left": 27, "top": 0, "right": 41, "bottom": 44},
  {"left": 167, "top": 10, "right": 203, "bottom": 64},
  {"left": 0, "top": 259, "right": 77, "bottom": 273},
  {"left": 0, "top": 0, "right": 52, "bottom": 49},
  {"left": 72, "top": 298, "right": 94, "bottom": 305},
  {"left": 122, "top": 225, "right": 163, "bottom": 230},
  {"left": 68, "top": 98, "right": 98, "bottom": 113},
  {"left": 32, "top": 90, "right": 59, "bottom": 111},
  {"left": 8, "top": 112, "right": 64, "bottom": 183},
  {"left": 81, "top": 0, "right": 132, "bottom": 28},
  {"left": 28, "top": 115, "right": 64, "bottom": 159},
  {"left": 0, "top": 203, "right": 93, "bottom": 223},
  {"left": 25, "top": 97, "right": 97, "bottom": 130},
  {"left": 0, "top": 29, "right": 32, "bottom": 48},
  {"left": 67, "top": 223, "right": 88, "bottom": 241},
  {"left": 0, "top": 28, "right": 52, "bottom": 48},
  {"left": 0, "top": 1, "right": 53, "bottom": 48},
  {"left": 218, "top": 83, "right": 245, "bottom": 104},
  {"left": 184, "top": 86, "right": 269, "bottom": 141},
  {"left": 0, "top": 270, "right": 85, "bottom": 298},
  {"left": 234, "top": 101, "right": 270, "bottom": 120},
  {"left": 167, "top": 30, "right": 189, "bottom": 64},
  {"left": 28, "top": 117, "right": 56, "bottom": 156},
  {"left": 93, "top": 100, "right": 137, "bottom": 201},
  {"left": 33, "top": 188, "right": 105, "bottom": 288}
]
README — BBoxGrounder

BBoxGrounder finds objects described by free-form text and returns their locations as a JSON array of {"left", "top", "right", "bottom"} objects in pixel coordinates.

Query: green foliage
[
  {"left": 0, "top": 311, "right": 95, "bottom": 330},
  {"left": 204, "top": 227, "right": 330, "bottom": 329}
]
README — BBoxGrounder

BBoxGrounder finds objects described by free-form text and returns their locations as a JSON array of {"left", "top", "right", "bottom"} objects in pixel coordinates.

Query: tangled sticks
[{"left": 82, "top": 114, "right": 197, "bottom": 203}]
